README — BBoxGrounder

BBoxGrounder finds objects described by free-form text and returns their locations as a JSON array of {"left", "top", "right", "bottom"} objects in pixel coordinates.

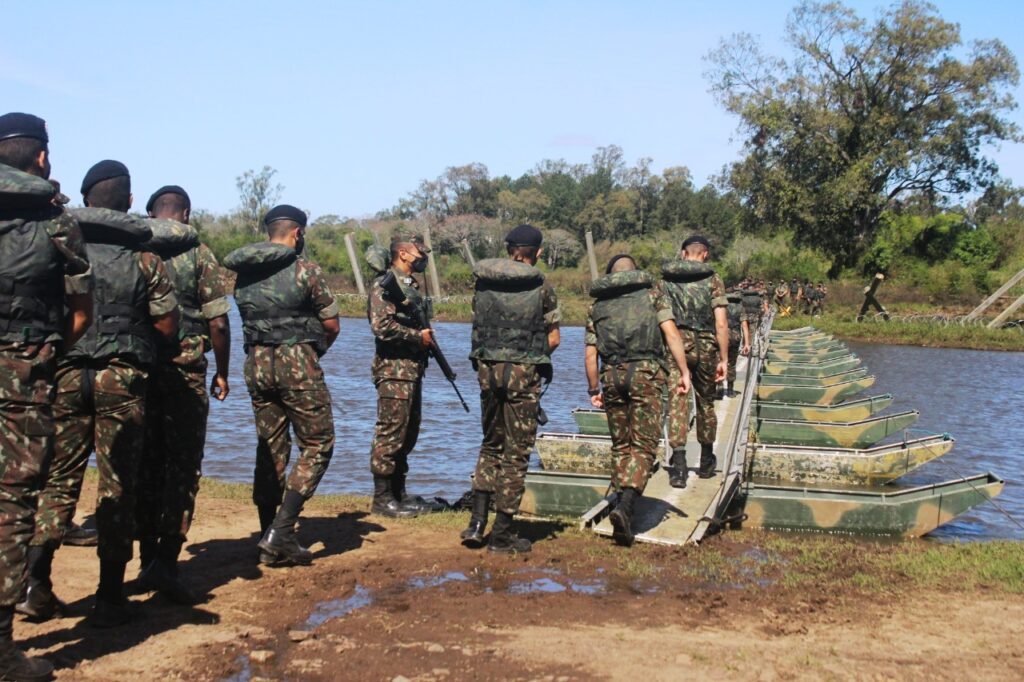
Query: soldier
[
  {"left": 801, "top": 278, "right": 813, "bottom": 314},
  {"left": 224, "top": 205, "right": 339, "bottom": 567},
  {"left": 460, "top": 224, "right": 560, "bottom": 554},
  {"left": 788, "top": 277, "right": 799, "bottom": 304},
  {"left": 367, "top": 230, "right": 437, "bottom": 518},
  {"left": 0, "top": 113, "right": 92, "bottom": 679},
  {"left": 25, "top": 160, "right": 180, "bottom": 628},
  {"left": 773, "top": 280, "right": 789, "bottom": 312},
  {"left": 660, "top": 235, "right": 728, "bottom": 488},
  {"left": 741, "top": 286, "right": 763, "bottom": 338},
  {"left": 135, "top": 185, "right": 231, "bottom": 604},
  {"left": 816, "top": 282, "right": 828, "bottom": 314},
  {"left": 724, "top": 290, "right": 751, "bottom": 397},
  {"left": 584, "top": 256, "right": 691, "bottom": 546}
]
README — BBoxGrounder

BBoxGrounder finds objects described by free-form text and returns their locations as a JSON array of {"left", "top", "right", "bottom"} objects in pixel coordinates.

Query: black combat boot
[
  {"left": 15, "top": 546, "right": 65, "bottom": 621},
  {"left": 258, "top": 490, "right": 313, "bottom": 566},
  {"left": 609, "top": 488, "right": 638, "bottom": 547},
  {"left": 0, "top": 606, "right": 53, "bottom": 681},
  {"left": 668, "top": 448, "right": 688, "bottom": 489},
  {"left": 138, "top": 537, "right": 158, "bottom": 571},
  {"left": 392, "top": 474, "right": 441, "bottom": 513},
  {"left": 459, "top": 490, "right": 490, "bottom": 548},
  {"left": 138, "top": 537, "right": 197, "bottom": 605},
  {"left": 487, "top": 511, "right": 531, "bottom": 554},
  {"left": 726, "top": 381, "right": 736, "bottom": 397},
  {"left": 698, "top": 443, "right": 718, "bottom": 479},
  {"left": 257, "top": 504, "right": 277, "bottom": 536},
  {"left": 86, "top": 560, "right": 131, "bottom": 628},
  {"left": 371, "top": 475, "right": 417, "bottom": 519}
]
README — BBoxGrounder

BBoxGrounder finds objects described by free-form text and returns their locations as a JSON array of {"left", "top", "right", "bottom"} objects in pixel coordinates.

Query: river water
[{"left": 202, "top": 306, "right": 1022, "bottom": 540}]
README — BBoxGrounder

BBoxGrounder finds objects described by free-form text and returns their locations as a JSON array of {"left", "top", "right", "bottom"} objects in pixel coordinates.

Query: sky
[{"left": 4, "top": 0, "right": 1023, "bottom": 219}]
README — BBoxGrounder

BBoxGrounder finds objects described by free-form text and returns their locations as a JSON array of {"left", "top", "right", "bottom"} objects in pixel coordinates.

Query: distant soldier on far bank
[
  {"left": 584, "top": 255, "right": 691, "bottom": 546},
  {"left": 660, "top": 235, "right": 729, "bottom": 488},
  {"left": 815, "top": 282, "right": 828, "bottom": 314},
  {"left": 788, "top": 277, "right": 799, "bottom": 304},
  {"left": 224, "top": 205, "right": 339, "bottom": 567},
  {"left": 461, "top": 224, "right": 560, "bottom": 554},
  {"left": 367, "top": 230, "right": 438, "bottom": 518},
  {"left": 774, "top": 280, "right": 789, "bottom": 311}
]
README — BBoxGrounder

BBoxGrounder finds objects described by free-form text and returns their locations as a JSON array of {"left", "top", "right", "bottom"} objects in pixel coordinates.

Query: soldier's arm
[
  {"left": 741, "top": 318, "right": 751, "bottom": 355},
  {"left": 543, "top": 283, "right": 561, "bottom": 353},
  {"left": 196, "top": 244, "right": 231, "bottom": 400},
  {"left": 48, "top": 211, "right": 94, "bottom": 347},
  {"left": 368, "top": 279, "right": 423, "bottom": 346},
  {"left": 584, "top": 344, "right": 602, "bottom": 408},
  {"left": 302, "top": 260, "right": 340, "bottom": 350},
  {"left": 140, "top": 252, "right": 180, "bottom": 341},
  {"left": 659, "top": 321, "right": 691, "bottom": 394},
  {"left": 711, "top": 276, "right": 729, "bottom": 382}
]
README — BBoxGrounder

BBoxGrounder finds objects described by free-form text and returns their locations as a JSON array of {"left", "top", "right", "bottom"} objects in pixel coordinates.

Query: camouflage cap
[{"left": 390, "top": 228, "right": 430, "bottom": 252}]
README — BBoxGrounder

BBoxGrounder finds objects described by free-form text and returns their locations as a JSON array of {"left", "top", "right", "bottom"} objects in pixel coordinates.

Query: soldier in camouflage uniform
[
  {"left": 584, "top": 255, "right": 691, "bottom": 546},
  {"left": 135, "top": 185, "right": 231, "bottom": 604},
  {"left": 367, "top": 231, "right": 437, "bottom": 518},
  {"left": 0, "top": 113, "right": 92, "bottom": 679},
  {"left": 724, "top": 291, "right": 751, "bottom": 398},
  {"left": 660, "top": 235, "right": 729, "bottom": 488},
  {"left": 461, "top": 224, "right": 560, "bottom": 554},
  {"left": 224, "top": 204, "right": 339, "bottom": 567},
  {"left": 25, "top": 160, "right": 180, "bottom": 629}
]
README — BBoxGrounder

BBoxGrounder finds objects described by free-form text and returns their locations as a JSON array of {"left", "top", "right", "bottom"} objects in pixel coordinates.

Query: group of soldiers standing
[
  {"left": 1, "top": 109, "right": 755, "bottom": 680},
  {"left": 770, "top": 277, "right": 828, "bottom": 316}
]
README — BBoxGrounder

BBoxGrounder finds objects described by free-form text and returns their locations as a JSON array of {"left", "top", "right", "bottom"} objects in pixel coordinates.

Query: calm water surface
[{"left": 203, "top": 306, "right": 1022, "bottom": 540}]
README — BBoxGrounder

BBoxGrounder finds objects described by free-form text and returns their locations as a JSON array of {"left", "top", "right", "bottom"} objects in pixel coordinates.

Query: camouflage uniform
[
  {"left": 0, "top": 167, "right": 91, "bottom": 607},
  {"left": 661, "top": 261, "right": 727, "bottom": 447},
  {"left": 470, "top": 259, "right": 558, "bottom": 516},
  {"left": 136, "top": 220, "right": 230, "bottom": 544},
  {"left": 367, "top": 267, "right": 428, "bottom": 478},
  {"left": 225, "top": 243, "right": 339, "bottom": 512},
  {"left": 585, "top": 272, "right": 673, "bottom": 493},
  {"left": 725, "top": 294, "right": 745, "bottom": 385},
  {"left": 32, "top": 208, "right": 177, "bottom": 565}
]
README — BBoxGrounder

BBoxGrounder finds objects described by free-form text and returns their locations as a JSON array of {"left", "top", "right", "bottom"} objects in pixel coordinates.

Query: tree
[
  {"left": 543, "top": 228, "right": 583, "bottom": 268},
  {"left": 236, "top": 166, "right": 283, "bottom": 234},
  {"left": 705, "top": 0, "right": 1020, "bottom": 274}
]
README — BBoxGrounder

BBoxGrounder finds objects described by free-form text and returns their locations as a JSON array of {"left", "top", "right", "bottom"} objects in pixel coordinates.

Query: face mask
[
  {"left": 294, "top": 234, "right": 305, "bottom": 256},
  {"left": 412, "top": 255, "right": 428, "bottom": 273}
]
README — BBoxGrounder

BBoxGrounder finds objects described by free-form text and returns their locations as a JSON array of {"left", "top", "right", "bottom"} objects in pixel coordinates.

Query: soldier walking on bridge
[
  {"left": 584, "top": 255, "right": 690, "bottom": 546},
  {"left": 724, "top": 290, "right": 751, "bottom": 398}
]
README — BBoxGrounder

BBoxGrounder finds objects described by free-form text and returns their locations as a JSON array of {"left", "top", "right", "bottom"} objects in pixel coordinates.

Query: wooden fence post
[
  {"left": 423, "top": 226, "right": 442, "bottom": 298},
  {"left": 343, "top": 232, "right": 365, "bottom": 296},
  {"left": 584, "top": 230, "right": 599, "bottom": 282}
]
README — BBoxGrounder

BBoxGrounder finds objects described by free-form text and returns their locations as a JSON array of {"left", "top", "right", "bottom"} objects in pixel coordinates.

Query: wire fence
[{"left": 855, "top": 311, "right": 1024, "bottom": 331}]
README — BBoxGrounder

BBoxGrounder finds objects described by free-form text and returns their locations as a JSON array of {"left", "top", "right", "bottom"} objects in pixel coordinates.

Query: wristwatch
[{"left": 588, "top": 387, "right": 601, "bottom": 396}]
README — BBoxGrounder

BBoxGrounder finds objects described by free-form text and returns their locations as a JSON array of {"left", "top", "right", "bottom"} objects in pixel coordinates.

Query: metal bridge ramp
[{"left": 585, "top": 354, "right": 751, "bottom": 546}]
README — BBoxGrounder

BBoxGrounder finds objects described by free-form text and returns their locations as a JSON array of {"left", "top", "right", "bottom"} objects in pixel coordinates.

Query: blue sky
[{"left": 4, "top": 1, "right": 1022, "bottom": 218}]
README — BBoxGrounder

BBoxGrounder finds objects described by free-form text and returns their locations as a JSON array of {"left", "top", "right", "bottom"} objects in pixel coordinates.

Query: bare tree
[{"left": 236, "top": 166, "right": 284, "bottom": 233}]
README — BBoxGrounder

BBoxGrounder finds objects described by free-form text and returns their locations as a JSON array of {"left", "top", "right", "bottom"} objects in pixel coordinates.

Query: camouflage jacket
[
  {"left": 368, "top": 266, "right": 428, "bottom": 382},
  {"left": 660, "top": 260, "right": 727, "bottom": 336}
]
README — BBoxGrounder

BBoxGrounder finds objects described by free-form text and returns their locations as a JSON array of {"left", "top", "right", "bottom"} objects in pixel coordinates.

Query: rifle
[{"left": 379, "top": 270, "right": 470, "bottom": 412}]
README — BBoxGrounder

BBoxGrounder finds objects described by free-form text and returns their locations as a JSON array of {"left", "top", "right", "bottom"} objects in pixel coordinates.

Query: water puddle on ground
[{"left": 303, "top": 584, "right": 374, "bottom": 628}]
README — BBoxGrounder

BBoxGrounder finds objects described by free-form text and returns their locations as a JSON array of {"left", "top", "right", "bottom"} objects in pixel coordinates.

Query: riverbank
[
  {"left": 26, "top": 474, "right": 1024, "bottom": 680},
  {"left": 334, "top": 292, "right": 1024, "bottom": 352}
]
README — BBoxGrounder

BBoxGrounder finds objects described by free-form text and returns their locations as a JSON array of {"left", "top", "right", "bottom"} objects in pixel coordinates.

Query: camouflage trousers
[
  {"left": 33, "top": 360, "right": 148, "bottom": 564},
  {"left": 472, "top": 362, "right": 542, "bottom": 516},
  {"left": 665, "top": 359, "right": 691, "bottom": 451},
  {"left": 602, "top": 361, "right": 666, "bottom": 494},
  {"left": 0, "top": 343, "right": 57, "bottom": 606},
  {"left": 369, "top": 378, "right": 422, "bottom": 477},
  {"left": 727, "top": 332, "right": 740, "bottom": 385},
  {"left": 136, "top": 362, "right": 209, "bottom": 542},
  {"left": 244, "top": 345, "right": 335, "bottom": 509},
  {"left": 683, "top": 331, "right": 719, "bottom": 445}
]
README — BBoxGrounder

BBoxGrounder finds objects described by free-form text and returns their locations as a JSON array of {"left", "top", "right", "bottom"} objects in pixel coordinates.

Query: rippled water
[{"left": 202, "top": 305, "right": 1022, "bottom": 540}]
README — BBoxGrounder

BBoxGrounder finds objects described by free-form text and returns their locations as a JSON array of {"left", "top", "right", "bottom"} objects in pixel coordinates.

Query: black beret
[
  {"left": 81, "top": 159, "right": 129, "bottom": 196},
  {"left": 146, "top": 185, "right": 191, "bottom": 213},
  {"left": 0, "top": 112, "right": 48, "bottom": 143},
  {"left": 680, "top": 235, "right": 711, "bottom": 250},
  {"left": 505, "top": 223, "right": 543, "bottom": 247},
  {"left": 264, "top": 204, "right": 307, "bottom": 228}
]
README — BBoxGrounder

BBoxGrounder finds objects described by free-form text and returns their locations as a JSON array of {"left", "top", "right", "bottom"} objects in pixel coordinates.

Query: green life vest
[
  {"left": 66, "top": 208, "right": 155, "bottom": 365},
  {"left": 0, "top": 165, "right": 64, "bottom": 343},
  {"left": 741, "top": 289, "right": 762, "bottom": 317},
  {"left": 661, "top": 259, "right": 716, "bottom": 333},
  {"left": 726, "top": 293, "right": 743, "bottom": 331},
  {"left": 224, "top": 242, "right": 325, "bottom": 352},
  {"left": 145, "top": 219, "right": 206, "bottom": 339},
  {"left": 589, "top": 270, "right": 665, "bottom": 369},
  {"left": 470, "top": 258, "right": 549, "bottom": 365}
]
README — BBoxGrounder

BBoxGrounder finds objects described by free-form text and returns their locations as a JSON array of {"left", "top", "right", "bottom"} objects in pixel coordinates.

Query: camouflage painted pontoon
[
  {"left": 762, "top": 356, "right": 861, "bottom": 376},
  {"left": 770, "top": 329, "right": 832, "bottom": 341},
  {"left": 741, "top": 473, "right": 1004, "bottom": 537},
  {"left": 770, "top": 338, "right": 844, "bottom": 351},
  {"left": 767, "top": 348, "right": 852, "bottom": 363},
  {"left": 751, "top": 394, "right": 894, "bottom": 422},
  {"left": 571, "top": 408, "right": 610, "bottom": 437},
  {"left": 757, "top": 376, "right": 876, "bottom": 404},
  {"left": 520, "top": 470, "right": 610, "bottom": 518},
  {"left": 759, "top": 368, "right": 868, "bottom": 387},
  {"left": 753, "top": 410, "right": 919, "bottom": 448},
  {"left": 535, "top": 432, "right": 620, "bottom": 474},
  {"left": 747, "top": 433, "right": 954, "bottom": 485}
]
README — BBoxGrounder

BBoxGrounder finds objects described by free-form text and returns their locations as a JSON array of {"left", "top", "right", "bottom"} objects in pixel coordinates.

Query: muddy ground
[{"left": 17, "top": 481, "right": 1024, "bottom": 681}]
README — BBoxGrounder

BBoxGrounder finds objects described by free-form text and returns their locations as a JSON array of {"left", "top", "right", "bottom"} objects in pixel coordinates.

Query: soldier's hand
[
  {"left": 590, "top": 392, "right": 604, "bottom": 408},
  {"left": 742, "top": 344, "right": 751, "bottom": 357},
  {"left": 211, "top": 373, "right": 230, "bottom": 401},
  {"left": 677, "top": 371, "right": 692, "bottom": 395},
  {"left": 715, "top": 360, "right": 727, "bottom": 382},
  {"left": 421, "top": 328, "right": 434, "bottom": 348}
]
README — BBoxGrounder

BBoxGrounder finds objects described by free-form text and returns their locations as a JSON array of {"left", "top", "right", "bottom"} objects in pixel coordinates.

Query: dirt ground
[{"left": 17, "top": 481, "right": 1024, "bottom": 682}]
